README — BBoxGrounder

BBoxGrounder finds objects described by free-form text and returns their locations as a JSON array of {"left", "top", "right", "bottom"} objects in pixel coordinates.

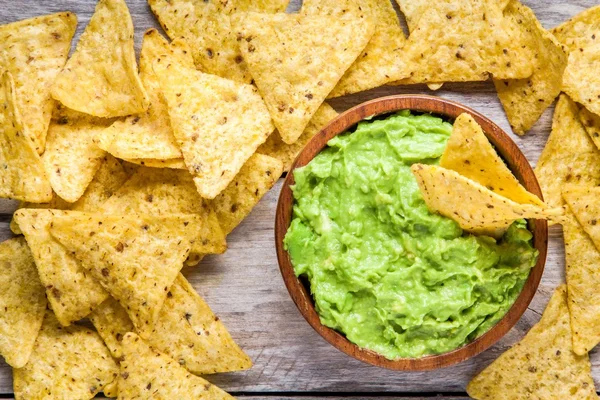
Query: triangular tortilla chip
[
  {"left": 440, "top": 113, "right": 544, "bottom": 206},
  {"left": 561, "top": 206, "right": 600, "bottom": 355},
  {"left": 51, "top": 0, "right": 148, "bottom": 117},
  {"left": 467, "top": 285, "right": 597, "bottom": 399},
  {"left": 148, "top": 0, "right": 288, "bottom": 83},
  {"left": 0, "top": 72, "right": 52, "bottom": 203},
  {"left": 411, "top": 164, "right": 563, "bottom": 235},
  {"left": 13, "top": 209, "right": 109, "bottom": 325},
  {"left": 99, "top": 167, "right": 226, "bottom": 256},
  {"left": 0, "top": 237, "right": 46, "bottom": 368},
  {"left": 564, "top": 186, "right": 600, "bottom": 253},
  {"left": 301, "top": 0, "right": 406, "bottom": 98},
  {"left": 49, "top": 213, "right": 201, "bottom": 338},
  {"left": 535, "top": 94, "right": 600, "bottom": 207},
  {"left": 258, "top": 102, "right": 338, "bottom": 172},
  {"left": 118, "top": 332, "right": 234, "bottom": 399},
  {"left": 153, "top": 57, "right": 274, "bottom": 199},
  {"left": 552, "top": 5, "right": 600, "bottom": 53},
  {"left": 235, "top": 12, "right": 373, "bottom": 144},
  {"left": 0, "top": 12, "right": 76, "bottom": 153},
  {"left": 121, "top": 157, "right": 187, "bottom": 170},
  {"left": 91, "top": 274, "right": 252, "bottom": 374},
  {"left": 391, "top": 0, "right": 533, "bottom": 83},
  {"left": 13, "top": 311, "right": 118, "bottom": 400},
  {"left": 562, "top": 43, "right": 600, "bottom": 117},
  {"left": 493, "top": 1, "right": 567, "bottom": 135},
  {"left": 96, "top": 29, "right": 190, "bottom": 162},
  {"left": 209, "top": 153, "right": 283, "bottom": 235},
  {"left": 579, "top": 105, "right": 600, "bottom": 151},
  {"left": 42, "top": 105, "right": 113, "bottom": 202}
]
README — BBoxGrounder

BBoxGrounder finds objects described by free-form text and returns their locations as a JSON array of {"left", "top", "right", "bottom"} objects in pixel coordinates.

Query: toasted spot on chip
[
  {"left": 0, "top": 12, "right": 76, "bottom": 153},
  {"left": 153, "top": 57, "right": 274, "bottom": 199},
  {"left": 411, "top": 164, "right": 563, "bottom": 236},
  {"left": 49, "top": 213, "right": 202, "bottom": 338},
  {"left": 118, "top": 332, "right": 234, "bottom": 399},
  {"left": 467, "top": 285, "right": 597, "bottom": 399},
  {"left": 440, "top": 113, "right": 544, "bottom": 206},
  {"left": 493, "top": 1, "right": 567, "bottom": 135},
  {"left": 0, "top": 237, "right": 46, "bottom": 368},
  {"left": 258, "top": 103, "right": 338, "bottom": 172},
  {"left": 0, "top": 72, "right": 52, "bottom": 203},
  {"left": 51, "top": 0, "right": 149, "bottom": 117},
  {"left": 234, "top": 11, "right": 373, "bottom": 144},
  {"left": 535, "top": 94, "right": 600, "bottom": 208},
  {"left": 301, "top": 0, "right": 406, "bottom": 98},
  {"left": 13, "top": 311, "right": 118, "bottom": 400},
  {"left": 13, "top": 209, "right": 109, "bottom": 325}
]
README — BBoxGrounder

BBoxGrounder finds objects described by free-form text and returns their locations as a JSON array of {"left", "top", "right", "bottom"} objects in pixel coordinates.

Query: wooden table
[{"left": 0, "top": 0, "right": 596, "bottom": 398}]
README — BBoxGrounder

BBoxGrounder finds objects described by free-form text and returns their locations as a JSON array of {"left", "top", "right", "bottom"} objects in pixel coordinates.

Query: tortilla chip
[
  {"left": 13, "top": 209, "right": 109, "bottom": 325},
  {"left": 118, "top": 333, "right": 234, "bottom": 399},
  {"left": 49, "top": 213, "right": 201, "bottom": 338},
  {"left": 99, "top": 167, "right": 226, "bottom": 256},
  {"left": 258, "top": 103, "right": 338, "bottom": 172},
  {"left": 392, "top": 0, "right": 533, "bottom": 83},
  {"left": 153, "top": 57, "right": 274, "bottom": 199},
  {"left": 493, "top": 1, "right": 567, "bottom": 135},
  {"left": 91, "top": 274, "right": 251, "bottom": 374},
  {"left": 51, "top": 0, "right": 148, "bottom": 117},
  {"left": 440, "top": 113, "right": 544, "bottom": 206},
  {"left": 562, "top": 44, "right": 600, "bottom": 117},
  {"left": 411, "top": 164, "right": 563, "bottom": 235},
  {"left": 103, "top": 380, "right": 118, "bottom": 398},
  {"left": 301, "top": 0, "right": 406, "bottom": 98},
  {"left": 42, "top": 106, "right": 113, "bottom": 202},
  {"left": 122, "top": 157, "right": 187, "bottom": 170},
  {"left": 209, "top": 153, "right": 283, "bottom": 235},
  {"left": 579, "top": 106, "right": 600, "bottom": 151},
  {"left": 96, "top": 29, "right": 190, "bottom": 162},
  {"left": 0, "top": 238, "right": 46, "bottom": 368},
  {"left": 13, "top": 311, "right": 118, "bottom": 400},
  {"left": 551, "top": 5, "right": 600, "bottom": 53},
  {"left": 0, "top": 12, "right": 76, "bottom": 153},
  {"left": 235, "top": 12, "right": 373, "bottom": 144},
  {"left": 564, "top": 186, "right": 600, "bottom": 252},
  {"left": 535, "top": 94, "right": 600, "bottom": 207},
  {"left": 467, "top": 284, "right": 597, "bottom": 399},
  {"left": 0, "top": 72, "right": 52, "bottom": 203}
]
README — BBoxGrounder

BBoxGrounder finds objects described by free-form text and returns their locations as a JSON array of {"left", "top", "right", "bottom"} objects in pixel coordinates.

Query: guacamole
[{"left": 284, "top": 111, "right": 538, "bottom": 359}]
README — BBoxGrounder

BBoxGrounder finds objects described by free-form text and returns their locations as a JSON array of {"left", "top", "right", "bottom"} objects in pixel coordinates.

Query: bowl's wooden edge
[{"left": 274, "top": 94, "right": 548, "bottom": 371}]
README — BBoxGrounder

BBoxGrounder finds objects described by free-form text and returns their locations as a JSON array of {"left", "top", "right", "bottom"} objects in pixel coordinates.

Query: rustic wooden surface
[{"left": 0, "top": 0, "right": 597, "bottom": 398}]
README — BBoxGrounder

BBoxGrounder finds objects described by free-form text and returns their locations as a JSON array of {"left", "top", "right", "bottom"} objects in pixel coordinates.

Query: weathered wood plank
[{"left": 0, "top": 0, "right": 596, "bottom": 396}]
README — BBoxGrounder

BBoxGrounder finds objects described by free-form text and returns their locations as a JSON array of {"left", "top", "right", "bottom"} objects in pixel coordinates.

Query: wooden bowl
[{"left": 274, "top": 95, "right": 547, "bottom": 371}]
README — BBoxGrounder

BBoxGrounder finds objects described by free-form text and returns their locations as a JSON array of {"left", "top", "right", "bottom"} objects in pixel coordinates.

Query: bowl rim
[{"left": 274, "top": 94, "right": 548, "bottom": 371}]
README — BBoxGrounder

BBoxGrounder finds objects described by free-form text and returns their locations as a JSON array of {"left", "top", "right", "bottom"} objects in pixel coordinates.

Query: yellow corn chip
[
  {"left": 120, "top": 160, "right": 140, "bottom": 177},
  {"left": 301, "top": 0, "right": 406, "bottom": 98},
  {"left": 13, "top": 209, "right": 109, "bottom": 325},
  {"left": 564, "top": 186, "right": 600, "bottom": 253},
  {"left": 392, "top": 0, "right": 534, "bottom": 84},
  {"left": 0, "top": 72, "right": 52, "bottom": 203},
  {"left": 562, "top": 198, "right": 600, "bottom": 355},
  {"left": 552, "top": 5, "right": 600, "bottom": 53},
  {"left": 153, "top": 57, "right": 274, "bottom": 199},
  {"left": 99, "top": 167, "right": 226, "bottom": 256},
  {"left": 467, "top": 285, "right": 597, "bottom": 399},
  {"left": 440, "top": 113, "right": 544, "bottom": 206},
  {"left": 209, "top": 153, "right": 283, "bottom": 235},
  {"left": 13, "top": 311, "right": 118, "bottom": 400},
  {"left": 42, "top": 106, "right": 113, "bottom": 202},
  {"left": 411, "top": 164, "right": 563, "bottom": 235},
  {"left": 96, "top": 29, "right": 191, "bottom": 162},
  {"left": 118, "top": 332, "right": 234, "bottom": 399},
  {"left": 122, "top": 157, "right": 187, "bottom": 170},
  {"left": 579, "top": 106, "right": 600, "bottom": 151},
  {"left": 91, "top": 274, "right": 251, "bottom": 374},
  {"left": 535, "top": 94, "right": 600, "bottom": 207},
  {"left": 0, "top": 12, "right": 76, "bottom": 153},
  {"left": 235, "top": 12, "right": 373, "bottom": 144},
  {"left": 51, "top": 0, "right": 148, "bottom": 117},
  {"left": 562, "top": 43, "right": 600, "bottom": 117},
  {"left": 103, "top": 380, "right": 118, "bottom": 398},
  {"left": 222, "top": 0, "right": 289, "bottom": 13},
  {"left": 0, "top": 238, "right": 46, "bottom": 368},
  {"left": 258, "top": 103, "right": 338, "bottom": 172},
  {"left": 49, "top": 213, "right": 201, "bottom": 338},
  {"left": 493, "top": 1, "right": 567, "bottom": 135}
]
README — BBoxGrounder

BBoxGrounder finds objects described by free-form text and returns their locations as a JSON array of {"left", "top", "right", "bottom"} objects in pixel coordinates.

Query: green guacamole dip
[{"left": 284, "top": 110, "right": 538, "bottom": 359}]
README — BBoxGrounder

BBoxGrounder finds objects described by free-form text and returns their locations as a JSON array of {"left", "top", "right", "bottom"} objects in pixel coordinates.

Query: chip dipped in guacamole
[{"left": 284, "top": 111, "right": 538, "bottom": 360}]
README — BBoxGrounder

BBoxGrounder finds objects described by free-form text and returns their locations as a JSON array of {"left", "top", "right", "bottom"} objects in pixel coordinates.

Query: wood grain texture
[{"left": 0, "top": 0, "right": 597, "bottom": 396}]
